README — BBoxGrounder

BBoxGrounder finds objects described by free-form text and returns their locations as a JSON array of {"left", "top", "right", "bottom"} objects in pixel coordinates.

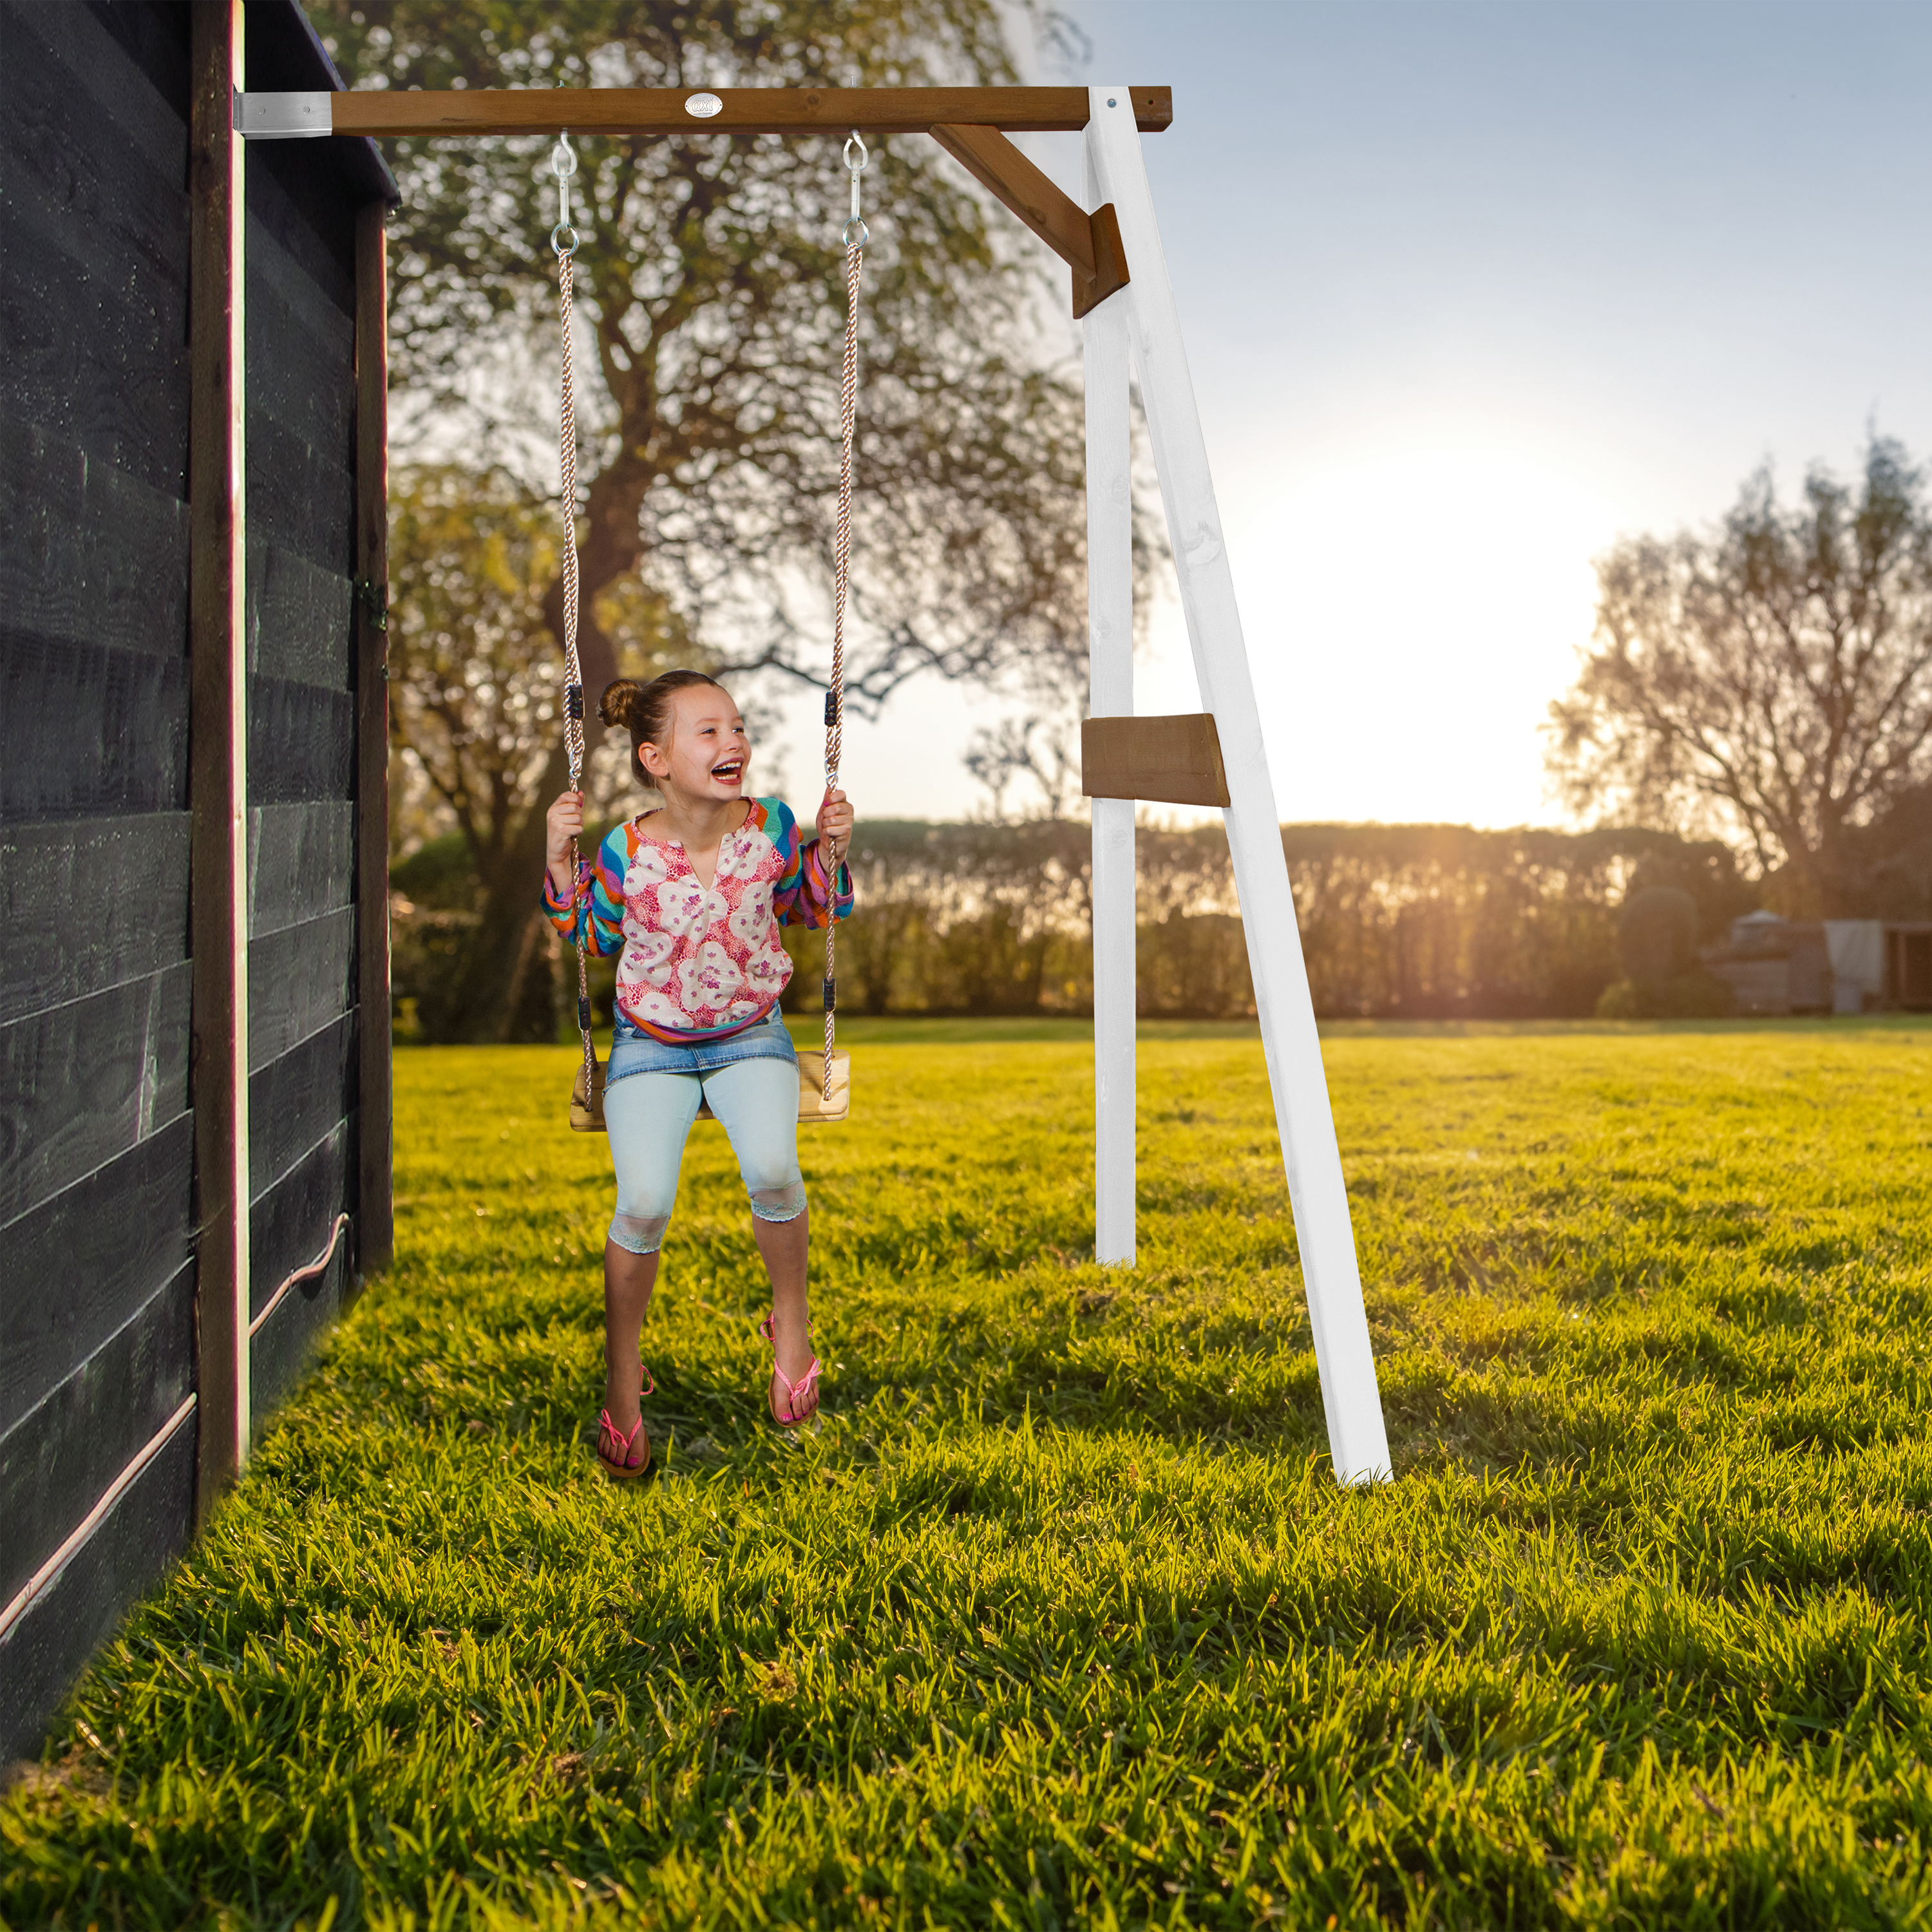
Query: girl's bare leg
[
  {"left": 752, "top": 1207, "right": 817, "bottom": 1417},
  {"left": 603, "top": 1240, "right": 659, "bottom": 1428}
]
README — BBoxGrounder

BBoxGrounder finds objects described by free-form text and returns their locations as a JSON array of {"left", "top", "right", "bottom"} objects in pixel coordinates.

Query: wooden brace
[
  {"left": 930, "top": 124, "right": 1129, "bottom": 317},
  {"left": 1081, "top": 714, "right": 1231, "bottom": 809}
]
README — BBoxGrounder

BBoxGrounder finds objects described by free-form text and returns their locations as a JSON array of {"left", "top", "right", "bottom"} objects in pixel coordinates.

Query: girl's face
[{"left": 639, "top": 684, "right": 750, "bottom": 804}]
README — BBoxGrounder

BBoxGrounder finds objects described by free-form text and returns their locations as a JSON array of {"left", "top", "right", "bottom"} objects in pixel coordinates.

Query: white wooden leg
[
  {"left": 1084, "top": 86, "right": 1392, "bottom": 1483},
  {"left": 1084, "top": 140, "right": 1136, "bottom": 1268}
]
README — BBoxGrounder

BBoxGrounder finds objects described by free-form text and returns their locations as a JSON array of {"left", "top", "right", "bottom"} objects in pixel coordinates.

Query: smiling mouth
[{"left": 710, "top": 759, "right": 744, "bottom": 783}]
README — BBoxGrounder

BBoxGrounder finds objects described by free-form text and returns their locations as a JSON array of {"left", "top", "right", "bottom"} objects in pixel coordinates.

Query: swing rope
[
  {"left": 825, "top": 131, "right": 867, "bottom": 1101},
  {"left": 551, "top": 135, "right": 595, "bottom": 1110}
]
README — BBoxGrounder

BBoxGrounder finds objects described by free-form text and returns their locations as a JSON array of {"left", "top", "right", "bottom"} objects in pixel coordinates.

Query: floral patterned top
[{"left": 542, "top": 797, "right": 853, "bottom": 1042}]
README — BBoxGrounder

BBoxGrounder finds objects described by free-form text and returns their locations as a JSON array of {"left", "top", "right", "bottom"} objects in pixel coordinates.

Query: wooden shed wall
[
  {"left": 0, "top": 0, "right": 391, "bottom": 1761},
  {"left": 0, "top": 0, "right": 201, "bottom": 1765}
]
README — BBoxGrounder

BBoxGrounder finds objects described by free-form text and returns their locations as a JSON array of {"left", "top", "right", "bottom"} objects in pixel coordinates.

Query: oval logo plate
[{"left": 685, "top": 92, "right": 723, "bottom": 118}]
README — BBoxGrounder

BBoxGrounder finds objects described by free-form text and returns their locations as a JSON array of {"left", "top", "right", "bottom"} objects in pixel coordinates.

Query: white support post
[
  {"left": 1084, "top": 140, "right": 1136, "bottom": 1269},
  {"left": 1084, "top": 86, "right": 1391, "bottom": 1484}
]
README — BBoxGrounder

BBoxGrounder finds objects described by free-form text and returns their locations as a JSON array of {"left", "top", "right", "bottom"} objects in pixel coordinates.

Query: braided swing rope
[
  {"left": 825, "top": 132, "right": 867, "bottom": 1101},
  {"left": 551, "top": 137, "right": 595, "bottom": 1106}
]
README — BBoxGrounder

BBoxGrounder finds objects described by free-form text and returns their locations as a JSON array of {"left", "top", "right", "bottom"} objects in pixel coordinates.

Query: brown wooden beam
[
  {"left": 323, "top": 84, "right": 1171, "bottom": 140},
  {"left": 1082, "top": 714, "right": 1231, "bottom": 810},
  {"left": 353, "top": 202, "right": 393, "bottom": 1281},
  {"left": 188, "top": 0, "right": 251, "bottom": 1524},
  {"left": 930, "top": 124, "right": 1130, "bottom": 317}
]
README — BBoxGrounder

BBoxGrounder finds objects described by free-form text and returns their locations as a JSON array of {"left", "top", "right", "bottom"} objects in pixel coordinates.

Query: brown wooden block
[{"left": 1081, "top": 713, "right": 1231, "bottom": 808}]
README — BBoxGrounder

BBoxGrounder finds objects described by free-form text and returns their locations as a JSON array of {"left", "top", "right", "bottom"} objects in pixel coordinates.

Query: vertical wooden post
[
  {"left": 1083, "top": 140, "right": 1136, "bottom": 1269},
  {"left": 354, "top": 202, "right": 393, "bottom": 1277},
  {"left": 1084, "top": 86, "right": 1392, "bottom": 1484},
  {"left": 189, "top": 0, "right": 251, "bottom": 1519}
]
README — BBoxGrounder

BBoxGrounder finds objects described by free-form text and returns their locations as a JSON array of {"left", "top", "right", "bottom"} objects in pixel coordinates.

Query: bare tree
[{"left": 1547, "top": 437, "right": 1932, "bottom": 916}]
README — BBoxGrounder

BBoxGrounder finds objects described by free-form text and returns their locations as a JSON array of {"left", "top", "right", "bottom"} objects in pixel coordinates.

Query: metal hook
[
  {"left": 842, "top": 129, "right": 868, "bottom": 248},
  {"left": 551, "top": 132, "right": 580, "bottom": 257}
]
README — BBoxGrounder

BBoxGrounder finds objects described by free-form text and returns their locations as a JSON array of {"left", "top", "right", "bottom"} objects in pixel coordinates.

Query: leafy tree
[
  {"left": 1547, "top": 437, "right": 1932, "bottom": 917},
  {"left": 386, "top": 462, "right": 684, "bottom": 1036},
  {"left": 310, "top": 0, "right": 1112, "bottom": 1037}
]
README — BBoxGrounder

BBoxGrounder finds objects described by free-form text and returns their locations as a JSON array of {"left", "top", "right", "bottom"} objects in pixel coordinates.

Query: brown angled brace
[{"left": 929, "top": 124, "right": 1129, "bottom": 318}]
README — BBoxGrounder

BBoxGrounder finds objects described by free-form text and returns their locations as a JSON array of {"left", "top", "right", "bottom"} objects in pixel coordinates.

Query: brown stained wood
[
  {"left": 1081, "top": 714, "right": 1232, "bottom": 810},
  {"left": 931, "top": 124, "right": 1095, "bottom": 271},
  {"left": 353, "top": 200, "right": 393, "bottom": 1278},
  {"left": 1077, "top": 202, "right": 1131, "bottom": 320},
  {"left": 929, "top": 125, "right": 1132, "bottom": 318},
  {"left": 187, "top": 0, "right": 249, "bottom": 1526},
  {"left": 327, "top": 84, "right": 1172, "bottom": 140}
]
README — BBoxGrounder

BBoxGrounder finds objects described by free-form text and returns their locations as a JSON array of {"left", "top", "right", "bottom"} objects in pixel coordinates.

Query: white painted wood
[
  {"left": 1085, "top": 86, "right": 1391, "bottom": 1483},
  {"left": 1083, "top": 149, "right": 1135, "bottom": 1267}
]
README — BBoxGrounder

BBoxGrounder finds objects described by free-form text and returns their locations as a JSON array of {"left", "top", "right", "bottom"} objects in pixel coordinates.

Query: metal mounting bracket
[{"left": 235, "top": 90, "right": 333, "bottom": 138}]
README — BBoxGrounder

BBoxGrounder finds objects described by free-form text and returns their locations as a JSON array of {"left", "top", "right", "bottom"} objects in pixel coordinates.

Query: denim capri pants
[{"left": 601, "top": 1005, "right": 806, "bottom": 1256}]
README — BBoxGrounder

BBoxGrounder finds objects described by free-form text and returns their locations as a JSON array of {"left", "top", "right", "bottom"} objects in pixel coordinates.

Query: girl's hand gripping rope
[
  {"left": 817, "top": 787, "right": 854, "bottom": 867},
  {"left": 545, "top": 789, "right": 586, "bottom": 899}
]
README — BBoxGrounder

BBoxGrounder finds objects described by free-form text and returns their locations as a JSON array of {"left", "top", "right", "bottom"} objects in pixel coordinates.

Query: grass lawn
[{"left": 5, "top": 1019, "right": 1931, "bottom": 1929}]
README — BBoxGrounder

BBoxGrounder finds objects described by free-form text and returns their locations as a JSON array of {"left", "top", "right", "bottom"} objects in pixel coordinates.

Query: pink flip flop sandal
[
  {"left": 757, "top": 1316, "right": 821, "bottom": 1428},
  {"left": 596, "top": 1367, "right": 656, "bottom": 1479}
]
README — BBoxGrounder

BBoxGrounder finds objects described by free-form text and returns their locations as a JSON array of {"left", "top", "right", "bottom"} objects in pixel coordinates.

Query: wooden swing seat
[{"left": 571, "top": 1047, "right": 850, "bottom": 1132}]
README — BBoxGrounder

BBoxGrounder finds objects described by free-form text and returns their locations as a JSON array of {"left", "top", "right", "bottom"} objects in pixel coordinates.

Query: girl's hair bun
[
  {"left": 600, "top": 669, "right": 725, "bottom": 789},
  {"left": 598, "top": 678, "right": 645, "bottom": 732}
]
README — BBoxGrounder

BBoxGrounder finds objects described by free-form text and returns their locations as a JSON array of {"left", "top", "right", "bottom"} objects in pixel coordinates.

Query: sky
[{"left": 829, "top": 0, "right": 1932, "bottom": 828}]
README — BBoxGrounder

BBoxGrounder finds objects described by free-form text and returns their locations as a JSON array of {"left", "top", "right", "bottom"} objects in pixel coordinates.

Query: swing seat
[{"left": 570, "top": 1047, "right": 849, "bottom": 1132}]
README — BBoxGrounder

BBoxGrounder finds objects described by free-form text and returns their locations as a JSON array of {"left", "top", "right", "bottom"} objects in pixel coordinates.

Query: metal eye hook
[
  {"left": 842, "top": 129, "right": 868, "bottom": 249},
  {"left": 551, "top": 131, "right": 580, "bottom": 258}
]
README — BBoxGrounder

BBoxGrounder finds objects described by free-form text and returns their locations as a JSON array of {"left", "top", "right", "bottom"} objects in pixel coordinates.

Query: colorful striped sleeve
[
  {"left": 540, "top": 823, "right": 629, "bottom": 957},
  {"left": 767, "top": 798, "right": 855, "bottom": 930}
]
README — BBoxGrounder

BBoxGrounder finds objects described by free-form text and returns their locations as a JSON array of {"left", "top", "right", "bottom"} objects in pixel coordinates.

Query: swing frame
[{"left": 232, "top": 74, "right": 1392, "bottom": 1486}]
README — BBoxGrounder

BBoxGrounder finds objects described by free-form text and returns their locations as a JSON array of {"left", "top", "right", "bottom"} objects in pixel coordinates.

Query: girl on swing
[{"left": 542, "top": 669, "right": 855, "bottom": 1480}]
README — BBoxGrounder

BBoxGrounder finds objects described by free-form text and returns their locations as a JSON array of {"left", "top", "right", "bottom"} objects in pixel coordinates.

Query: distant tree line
[{"left": 390, "top": 817, "right": 1779, "bottom": 1034}]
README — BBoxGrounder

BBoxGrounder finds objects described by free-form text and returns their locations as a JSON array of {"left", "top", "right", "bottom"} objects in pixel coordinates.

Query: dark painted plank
[
  {"left": 354, "top": 200, "right": 394, "bottom": 1277},
  {"left": 0, "top": 629, "right": 191, "bottom": 822},
  {"left": 0, "top": 417, "right": 192, "bottom": 662},
  {"left": 0, "top": 963, "right": 191, "bottom": 1226},
  {"left": 251, "top": 1231, "right": 353, "bottom": 1424},
  {"left": 0, "top": 207, "right": 192, "bottom": 503},
  {"left": 249, "top": 907, "right": 355, "bottom": 1069},
  {"left": 249, "top": 1113, "right": 354, "bottom": 1318},
  {"left": 0, "top": 1115, "right": 194, "bottom": 1438},
  {"left": 247, "top": 676, "right": 354, "bottom": 804},
  {"left": 247, "top": 1009, "right": 355, "bottom": 1202},
  {"left": 243, "top": 0, "right": 398, "bottom": 213},
  {"left": 0, "top": 1408, "right": 194, "bottom": 1762},
  {"left": 246, "top": 222, "right": 355, "bottom": 461},
  {"left": 246, "top": 128, "right": 357, "bottom": 317},
  {"left": 75, "top": 0, "right": 191, "bottom": 120},
  {"left": 1, "top": 33, "right": 189, "bottom": 305},
  {"left": 14, "top": 1, "right": 189, "bottom": 180},
  {"left": 247, "top": 541, "right": 353, "bottom": 692},
  {"left": 0, "top": 814, "right": 190, "bottom": 1028},
  {"left": 0, "top": 1262, "right": 194, "bottom": 1609},
  {"left": 247, "top": 800, "right": 354, "bottom": 938},
  {"left": 244, "top": 412, "right": 355, "bottom": 574}
]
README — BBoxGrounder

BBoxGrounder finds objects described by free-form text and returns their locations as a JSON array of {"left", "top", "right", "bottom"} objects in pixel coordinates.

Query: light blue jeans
[{"left": 601, "top": 1009, "right": 806, "bottom": 1255}]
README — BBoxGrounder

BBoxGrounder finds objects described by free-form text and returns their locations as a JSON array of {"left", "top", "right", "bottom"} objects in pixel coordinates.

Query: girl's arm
[
  {"left": 540, "top": 794, "right": 626, "bottom": 956},
  {"left": 772, "top": 794, "right": 855, "bottom": 929}
]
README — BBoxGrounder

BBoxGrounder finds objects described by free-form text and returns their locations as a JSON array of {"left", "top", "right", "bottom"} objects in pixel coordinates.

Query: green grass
[{"left": 6, "top": 1021, "right": 1932, "bottom": 1929}]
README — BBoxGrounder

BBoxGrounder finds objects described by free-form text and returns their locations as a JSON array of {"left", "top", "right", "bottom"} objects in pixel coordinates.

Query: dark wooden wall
[
  {"left": 242, "top": 23, "right": 365, "bottom": 1412},
  {"left": 0, "top": 0, "right": 392, "bottom": 1762}
]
